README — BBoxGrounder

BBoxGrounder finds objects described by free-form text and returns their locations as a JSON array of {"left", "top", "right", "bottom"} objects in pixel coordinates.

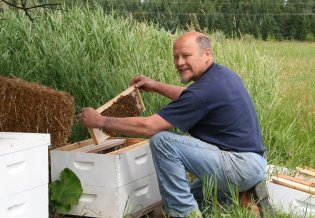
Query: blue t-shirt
[{"left": 157, "top": 63, "right": 266, "bottom": 153}]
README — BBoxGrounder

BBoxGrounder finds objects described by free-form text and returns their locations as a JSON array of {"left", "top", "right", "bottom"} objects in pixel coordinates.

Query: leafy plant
[{"left": 49, "top": 168, "right": 83, "bottom": 215}]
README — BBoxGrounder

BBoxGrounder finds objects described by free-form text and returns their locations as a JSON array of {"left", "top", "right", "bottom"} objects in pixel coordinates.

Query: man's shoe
[
  {"left": 239, "top": 187, "right": 260, "bottom": 217},
  {"left": 254, "top": 180, "right": 275, "bottom": 218}
]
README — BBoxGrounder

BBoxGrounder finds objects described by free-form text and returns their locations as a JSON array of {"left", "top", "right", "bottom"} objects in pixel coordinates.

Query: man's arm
[
  {"left": 151, "top": 81, "right": 186, "bottom": 101},
  {"left": 131, "top": 75, "right": 186, "bottom": 101},
  {"left": 78, "top": 107, "right": 174, "bottom": 137}
]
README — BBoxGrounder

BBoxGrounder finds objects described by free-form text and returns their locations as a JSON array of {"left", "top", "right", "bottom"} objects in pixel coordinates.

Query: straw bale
[{"left": 0, "top": 76, "right": 74, "bottom": 149}]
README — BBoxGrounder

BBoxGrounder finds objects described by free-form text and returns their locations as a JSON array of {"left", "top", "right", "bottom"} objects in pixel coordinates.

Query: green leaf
[{"left": 49, "top": 168, "right": 83, "bottom": 213}]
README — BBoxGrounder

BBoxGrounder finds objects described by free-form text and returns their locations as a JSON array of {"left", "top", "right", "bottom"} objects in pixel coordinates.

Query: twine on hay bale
[{"left": 0, "top": 76, "right": 75, "bottom": 150}]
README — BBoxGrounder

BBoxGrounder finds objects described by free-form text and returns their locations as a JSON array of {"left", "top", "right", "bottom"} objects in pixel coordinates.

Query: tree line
[
  {"left": 1, "top": 0, "right": 314, "bottom": 41},
  {"left": 102, "top": 0, "right": 315, "bottom": 41}
]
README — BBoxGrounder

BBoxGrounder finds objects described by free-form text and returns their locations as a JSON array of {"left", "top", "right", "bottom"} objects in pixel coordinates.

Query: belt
[{"left": 256, "top": 151, "right": 265, "bottom": 158}]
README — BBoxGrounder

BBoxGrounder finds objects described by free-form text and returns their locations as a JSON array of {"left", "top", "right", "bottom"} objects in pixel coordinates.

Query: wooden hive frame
[{"left": 88, "top": 85, "right": 145, "bottom": 144}]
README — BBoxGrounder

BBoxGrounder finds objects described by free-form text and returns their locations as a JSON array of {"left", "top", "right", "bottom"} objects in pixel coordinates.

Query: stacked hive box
[
  {"left": 0, "top": 132, "right": 50, "bottom": 218},
  {"left": 50, "top": 138, "right": 161, "bottom": 218}
]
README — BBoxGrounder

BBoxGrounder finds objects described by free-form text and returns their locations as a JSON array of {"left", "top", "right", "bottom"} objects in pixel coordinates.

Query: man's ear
[
  {"left": 204, "top": 48, "right": 214, "bottom": 66},
  {"left": 204, "top": 48, "right": 212, "bottom": 56},
  {"left": 204, "top": 48, "right": 213, "bottom": 63}
]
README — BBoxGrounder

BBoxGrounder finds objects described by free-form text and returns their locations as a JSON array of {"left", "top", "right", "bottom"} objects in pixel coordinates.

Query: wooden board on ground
[
  {"left": 271, "top": 167, "right": 315, "bottom": 195},
  {"left": 295, "top": 167, "right": 315, "bottom": 183},
  {"left": 277, "top": 173, "right": 315, "bottom": 188},
  {"left": 88, "top": 85, "right": 145, "bottom": 144},
  {"left": 305, "top": 167, "right": 315, "bottom": 173},
  {"left": 271, "top": 176, "right": 315, "bottom": 195}
]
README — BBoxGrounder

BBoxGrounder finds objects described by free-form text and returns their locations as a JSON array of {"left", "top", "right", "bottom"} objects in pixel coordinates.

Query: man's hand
[
  {"left": 130, "top": 74, "right": 157, "bottom": 92},
  {"left": 77, "top": 107, "right": 105, "bottom": 128},
  {"left": 131, "top": 74, "right": 186, "bottom": 100}
]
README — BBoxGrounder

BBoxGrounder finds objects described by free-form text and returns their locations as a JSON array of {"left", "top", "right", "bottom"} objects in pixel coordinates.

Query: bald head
[{"left": 174, "top": 32, "right": 212, "bottom": 54}]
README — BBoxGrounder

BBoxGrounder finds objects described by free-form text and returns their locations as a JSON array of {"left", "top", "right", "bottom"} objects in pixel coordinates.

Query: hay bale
[{"left": 0, "top": 76, "right": 74, "bottom": 149}]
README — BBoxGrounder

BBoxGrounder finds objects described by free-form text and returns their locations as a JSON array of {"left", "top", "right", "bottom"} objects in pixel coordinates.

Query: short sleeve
[{"left": 157, "top": 90, "right": 208, "bottom": 132}]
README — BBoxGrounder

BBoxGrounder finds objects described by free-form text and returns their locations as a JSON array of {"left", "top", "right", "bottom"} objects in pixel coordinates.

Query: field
[
  {"left": 256, "top": 41, "right": 315, "bottom": 168},
  {"left": 0, "top": 6, "right": 314, "bottom": 217},
  {"left": 1, "top": 3, "right": 313, "bottom": 180}
]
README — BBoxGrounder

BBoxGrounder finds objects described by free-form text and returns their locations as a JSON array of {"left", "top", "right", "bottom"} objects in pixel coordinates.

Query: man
[{"left": 78, "top": 32, "right": 267, "bottom": 217}]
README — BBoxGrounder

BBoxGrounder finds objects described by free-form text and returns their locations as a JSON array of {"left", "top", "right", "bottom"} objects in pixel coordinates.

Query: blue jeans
[{"left": 150, "top": 131, "right": 267, "bottom": 217}]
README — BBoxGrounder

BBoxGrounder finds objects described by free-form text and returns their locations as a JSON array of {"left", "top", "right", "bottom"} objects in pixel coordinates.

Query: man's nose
[{"left": 176, "top": 56, "right": 185, "bottom": 66}]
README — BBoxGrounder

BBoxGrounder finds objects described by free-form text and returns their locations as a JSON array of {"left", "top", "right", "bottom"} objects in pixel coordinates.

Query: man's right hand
[
  {"left": 131, "top": 74, "right": 186, "bottom": 100},
  {"left": 77, "top": 107, "right": 105, "bottom": 129},
  {"left": 130, "top": 74, "right": 157, "bottom": 92}
]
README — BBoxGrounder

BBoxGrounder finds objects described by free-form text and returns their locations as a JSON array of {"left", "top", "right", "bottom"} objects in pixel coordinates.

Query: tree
[{"left": 1, "top": 0, "right": 61, "bottom": 21}]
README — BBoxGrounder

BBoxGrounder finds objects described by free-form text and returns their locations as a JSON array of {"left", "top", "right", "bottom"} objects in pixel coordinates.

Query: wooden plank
[
  {"left": 72, "top": 138, "right": 126, "bottom": 153},
  {"left": 54, "top": 137, "right": 146, "bottom": 152},
  {"left": 89, "top": 85, "right": 145, "bottom": 145},
  {"left": 83, "top": 139, "right": 125, "bottom": 153},
  {"left": 88, "top": 127, "right": 110, "bottom": 145},
  {"left": 134, "top": 87, "right": 145, "bottom": 113},
  {"left": 54, "top": 139, "right": 93, "bottom": 151},
  {"left": 305, "top": 167, "right": 315, "bottom": 173},
  {"left": 109, "top": 140, "right": 148, "bottom": 155},
  {"left": 271, "top": 176, "right": 315, "bottom": 195},
  {"left": 295, "top": 171, "right": 315, "bottom": 183},
  {"left": 110, "top": 137, "right": 147, "bottom": 146},
  {"left": 277, "top": 173, "right": 315, "bottom": 188},
  {"left": 125, "top": 138, "right": 148, "bottom": 146},
  {"left": 297, "top": 169, "right": 315, "bottom": 177}
]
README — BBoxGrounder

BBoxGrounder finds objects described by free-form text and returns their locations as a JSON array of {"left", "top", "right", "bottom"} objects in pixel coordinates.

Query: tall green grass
[
  {"left": 256, "top": 41, "right": 315, "bottom": 168},
  {"left": 1, "top": 7, "right": 177, "bottom": 142},
  {"left": 0, "top": 6, "right": 313, "bottom": 170}
]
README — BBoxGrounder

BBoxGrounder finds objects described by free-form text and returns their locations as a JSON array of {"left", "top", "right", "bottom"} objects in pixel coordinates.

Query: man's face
[{"left": 173, "top": 37, "right": 211, "bottom": 84}]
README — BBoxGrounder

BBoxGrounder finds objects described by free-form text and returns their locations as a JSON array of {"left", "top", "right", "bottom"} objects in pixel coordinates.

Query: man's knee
[
  {"left": 150, "top": 131, "right": 171, "bottom": 148},
  {"left": 150, "top": 131, "right": 181, "bottom": 157}
]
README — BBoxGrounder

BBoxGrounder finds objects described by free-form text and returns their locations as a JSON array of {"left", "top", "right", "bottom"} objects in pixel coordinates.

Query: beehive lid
[
  {"left": 88, "top": 85, "right": 145, "bottom": 144},
  {"left": 0, "top": 132, "right": 50, "bottom": 155}
]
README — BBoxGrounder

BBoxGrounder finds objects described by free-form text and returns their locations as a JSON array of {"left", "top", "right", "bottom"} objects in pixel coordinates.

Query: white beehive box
[
  {"left": 50, "top": 138, "right": 161, "bottom": 218},
  {"left": 267, "top": 181, "right": 315, "bottom": 217},
  {"left": 0, "top": 132, "right": 50, "bottom": 218}
]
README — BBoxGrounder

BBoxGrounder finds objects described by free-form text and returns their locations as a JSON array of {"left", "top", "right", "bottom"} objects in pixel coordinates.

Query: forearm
[
  {"left": 102, "top": 116, "right": 157, "bottom": 137},
  {"left": 78, "top": 108, "right": 174, "bottom": 136},
  {"left": 153, "top": 81, "right": 186, "bottom": 100}
]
